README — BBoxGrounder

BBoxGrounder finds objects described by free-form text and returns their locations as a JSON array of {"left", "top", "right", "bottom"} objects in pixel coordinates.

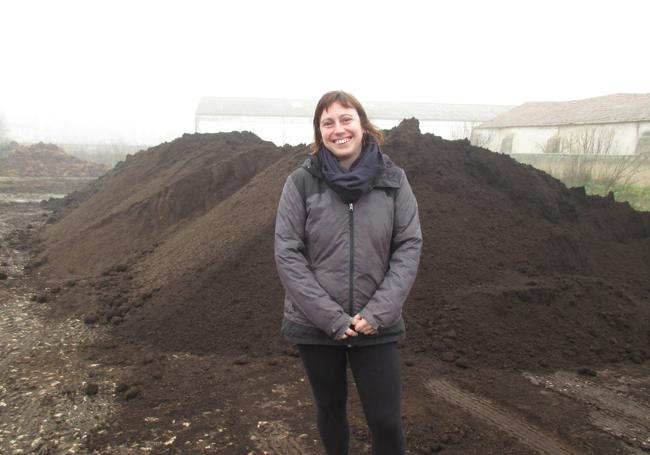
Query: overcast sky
[{"left": 2, "top": 0, "right": 649, "bottom": 144}]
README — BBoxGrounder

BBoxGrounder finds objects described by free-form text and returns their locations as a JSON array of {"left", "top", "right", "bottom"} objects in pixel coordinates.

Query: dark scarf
[{"left": 319, "top": 141, "right": 384, "bottom": 203}]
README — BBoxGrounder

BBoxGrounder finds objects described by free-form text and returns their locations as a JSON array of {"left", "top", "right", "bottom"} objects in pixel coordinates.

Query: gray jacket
[{"left": 274, "top": 152, "right": 422, "bottom": 346}]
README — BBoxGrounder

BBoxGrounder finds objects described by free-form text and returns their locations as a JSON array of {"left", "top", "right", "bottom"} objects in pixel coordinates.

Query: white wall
[
  {"left": 558, "top": 124, "right": 630, "bottom": 155},
  {"left": 197, "top": 115, "right": 476, "bottom": 146},
  {"left": 196, "top": 116, "right": 312, "bottom": 145},
  {"left": 473, "top": 122, "right": 650, "bottom": 155}
]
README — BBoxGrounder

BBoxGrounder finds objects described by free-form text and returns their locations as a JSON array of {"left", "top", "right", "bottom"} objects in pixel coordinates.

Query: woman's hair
[{"left": 310, "top": 90, "right": 384, "bottom": 153}]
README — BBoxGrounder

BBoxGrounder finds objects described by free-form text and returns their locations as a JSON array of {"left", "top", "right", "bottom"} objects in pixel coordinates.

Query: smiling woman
[{"left": 275, "top": 90, "right": 422, "bottom": 454}]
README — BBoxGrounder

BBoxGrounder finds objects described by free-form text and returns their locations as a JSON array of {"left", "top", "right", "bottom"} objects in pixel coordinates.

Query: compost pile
[
  {"left": 37, "top": 121, "right": 650, "bottom": 369},
  {"left": 0, "top": 142, "right": 108, "bottom": 177}
]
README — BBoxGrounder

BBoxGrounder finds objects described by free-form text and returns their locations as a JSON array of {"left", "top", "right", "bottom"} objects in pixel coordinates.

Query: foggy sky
[{"left": 2, "top": 0, "right": 649, "bottom": 145}]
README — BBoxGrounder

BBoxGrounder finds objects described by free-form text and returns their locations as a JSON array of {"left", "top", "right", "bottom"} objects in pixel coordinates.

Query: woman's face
[{"left": 319, "top": 102, "right": 364, "bottom": 169}]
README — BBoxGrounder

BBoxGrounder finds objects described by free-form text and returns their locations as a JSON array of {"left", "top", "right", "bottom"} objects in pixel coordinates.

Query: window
[
  {"left": 635, "top": 131, "right": 650, "bottom": 155},
  {"left": 500, "top": 134, "right": 514, "bottom": 154},
  {"left": 544, "top": 135, "right": 561, "bottom": 154}
]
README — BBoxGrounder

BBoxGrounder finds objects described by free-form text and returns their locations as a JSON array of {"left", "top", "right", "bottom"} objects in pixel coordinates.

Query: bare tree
[
  {"left": 450, "top": 122, "right": 477, "bottom": 140},
  {"left": 0, "top": 116, "right": 8, "bottom": 145},
  {"left": 545, "top": 128, "right": 648, "bottom": 190},
  {"left": 563, "top": 127, "right": 616, "bottom": 156}
]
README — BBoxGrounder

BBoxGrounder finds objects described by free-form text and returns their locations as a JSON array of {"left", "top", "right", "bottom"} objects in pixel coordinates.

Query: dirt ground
[
  {"left": 2, "top": 126, "right": 650, "bottom": 454},
  {"left": 1, "top": 199, "right": 649, "bottom": 454}
]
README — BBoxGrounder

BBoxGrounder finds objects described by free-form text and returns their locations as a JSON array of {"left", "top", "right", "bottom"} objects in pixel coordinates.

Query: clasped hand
[{"left": 340, "top": 314, "right": 376, "bottom": 339}]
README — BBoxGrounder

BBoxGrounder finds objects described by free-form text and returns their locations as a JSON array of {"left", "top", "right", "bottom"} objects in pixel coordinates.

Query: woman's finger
[{"left": 354, "top": 319, "right": 370, "bottom": 332}]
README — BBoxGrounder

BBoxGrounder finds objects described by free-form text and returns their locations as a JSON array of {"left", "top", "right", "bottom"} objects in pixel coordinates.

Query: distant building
[
  {"left": 195, "top": 97, "right": 514, "bottom": 146},
  {"left": 472, "top": 93, "right": 650, "bottom": 155}
]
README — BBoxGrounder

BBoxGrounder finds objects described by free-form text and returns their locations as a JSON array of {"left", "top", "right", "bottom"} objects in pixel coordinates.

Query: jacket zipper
[{"left": 348, "top": 202, "right": 354, "bottom": 315}]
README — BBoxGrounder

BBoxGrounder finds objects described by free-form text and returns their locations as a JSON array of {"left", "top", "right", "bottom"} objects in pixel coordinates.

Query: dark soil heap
[
  {"left": 36, "top": 121, "right": 650, "bottom": 369},
  {"left": 0, "top": 142, "right": 108, "bottom": 177}
]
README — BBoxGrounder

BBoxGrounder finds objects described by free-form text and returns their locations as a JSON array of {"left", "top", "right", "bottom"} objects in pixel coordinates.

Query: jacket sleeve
[
  {"left": 360, "top": 170, "right": 422, "bottom": 330},
  {"left": 274, "top": 174, "right": 352, "bottom": 340}
]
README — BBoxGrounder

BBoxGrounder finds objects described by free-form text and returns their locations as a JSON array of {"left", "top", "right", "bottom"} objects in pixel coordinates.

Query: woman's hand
[
  {"left": 339, "top": 314, "right": 376, "bottom": 339},
  {"left": 339, "top": 326, "right": 358, "bottom": 340},
  {"left": 339, "top": 316, "right": 359, "bottom": 340},
  {"left": 352, "top": 314, "right": 376, "bottom": 335}
]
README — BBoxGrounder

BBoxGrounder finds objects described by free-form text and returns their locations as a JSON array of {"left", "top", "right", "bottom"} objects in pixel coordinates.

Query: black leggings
[{"left": 297, "top": 343, "right": 404, "bottom": 455}]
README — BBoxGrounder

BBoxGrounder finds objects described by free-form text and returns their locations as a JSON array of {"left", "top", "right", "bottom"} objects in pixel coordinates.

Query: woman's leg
[
  {"left": 348, "top": 342, "right": 405, "bottom": 455},
  {"left": 297, "top": 344, "right": 349, "bottom": 455}
]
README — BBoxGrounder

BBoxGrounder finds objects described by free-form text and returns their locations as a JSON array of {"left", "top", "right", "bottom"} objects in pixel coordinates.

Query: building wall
[
  {"left": 472, "top": 121, "right": 650, "bottom": 155},
  {"left": 196, "top": 116, "right": 476, "bottom": 146},
  {"left": 196, "top": 116, "right": 312, "bottom": 145}
]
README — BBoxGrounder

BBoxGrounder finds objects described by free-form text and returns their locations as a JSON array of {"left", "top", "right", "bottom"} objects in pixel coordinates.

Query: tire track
[
  {"left": 425, "top": 378, "right": 580, "bottom": 455},
  {"left": 532, "top": 371, "right": 650, "bottom": 427},
  {"left": 524, "top": 371, "right": 650, "bottom": 452}
]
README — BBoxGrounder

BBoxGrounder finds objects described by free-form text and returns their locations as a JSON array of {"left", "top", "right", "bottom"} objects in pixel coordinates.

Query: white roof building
[
  {"left": 473, "top": 93, "right": 650, "bottom": 155},
  {"left": 195, "top": 96, "right": 514, "bottom": 146}
]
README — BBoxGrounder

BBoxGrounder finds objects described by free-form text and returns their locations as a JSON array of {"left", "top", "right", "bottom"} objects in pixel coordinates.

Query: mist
[{"left": 2, "top": 0, "right": 649, "bottom": 147}]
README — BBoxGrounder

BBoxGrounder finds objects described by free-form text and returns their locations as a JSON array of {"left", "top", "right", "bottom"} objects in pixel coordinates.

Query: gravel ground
[{"left": 0, "top": 202, "right": 114, "bottom": 454}]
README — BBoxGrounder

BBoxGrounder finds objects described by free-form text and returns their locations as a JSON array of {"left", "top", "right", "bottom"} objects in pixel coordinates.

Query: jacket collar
[{"left": 302, "top": 152, "right": 401, "bottom": 189}]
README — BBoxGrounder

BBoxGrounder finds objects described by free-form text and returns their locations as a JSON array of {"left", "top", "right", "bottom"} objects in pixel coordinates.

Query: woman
[{"left": 274, "top": 90, "right": 422, "bottom": 455}]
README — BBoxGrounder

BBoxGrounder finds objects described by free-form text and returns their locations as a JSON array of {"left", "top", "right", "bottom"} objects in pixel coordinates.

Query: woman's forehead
[{"left": 321, "top": 102, "right": 358, "bottom": 119}]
